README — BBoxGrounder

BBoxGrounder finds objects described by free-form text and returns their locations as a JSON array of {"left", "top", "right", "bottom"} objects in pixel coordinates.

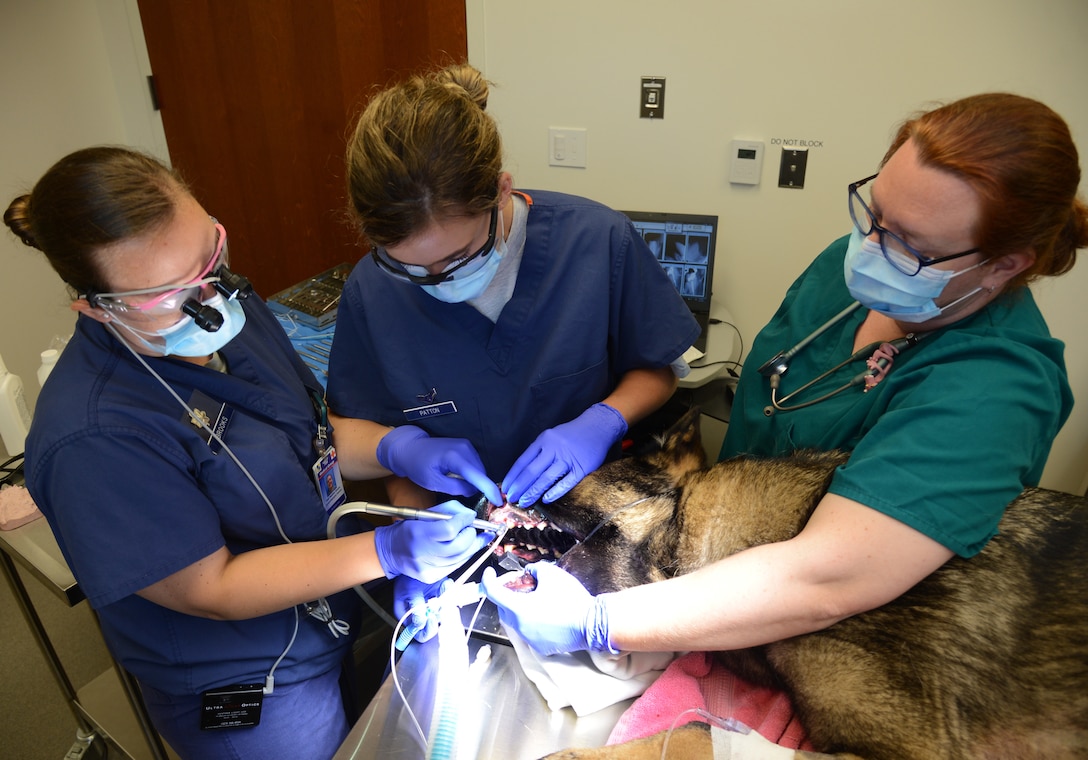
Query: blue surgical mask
[
  {"left": 113, "top": 292, "right": 247, "bottom": 356},
  {"left": 419, "top": 211, "right": 507, "bottom": 303},
  {"left": 843, "top": 229, "right": 984, "bottom": 323}
]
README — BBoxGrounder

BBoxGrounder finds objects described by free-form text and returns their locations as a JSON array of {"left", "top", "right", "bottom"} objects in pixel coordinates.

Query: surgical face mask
[
  {"left": 112, "top": 292, "right": 247, "bottom": 356},
  {"left": 419, "top": 211, "right": 507, "bottom": 304},
  {"left": 843, "top": 228, "right": 984, "bottom": 323}
]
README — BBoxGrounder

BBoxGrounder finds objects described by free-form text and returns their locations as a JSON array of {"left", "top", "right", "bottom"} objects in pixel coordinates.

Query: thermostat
[{"left": 729, "top": 139, "right": 765, "bottom": 185}]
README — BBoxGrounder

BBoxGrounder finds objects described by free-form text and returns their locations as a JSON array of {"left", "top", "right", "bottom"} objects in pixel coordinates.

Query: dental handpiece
[{"left": 348, "top": 501, "right": 501, "bottom": 533}]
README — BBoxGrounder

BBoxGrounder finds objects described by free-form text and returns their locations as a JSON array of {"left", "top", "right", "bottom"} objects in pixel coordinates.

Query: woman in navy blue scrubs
[{"left": 6, "top": 146, "right": 487, "bottom": 759}]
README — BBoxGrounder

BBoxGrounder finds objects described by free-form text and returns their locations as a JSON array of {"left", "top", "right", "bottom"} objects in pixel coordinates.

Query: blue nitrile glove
[
  {"left": 378, "top": 425, "right": 503, "bottom": 505},
  {"left": 480, "top": 562, "right": 617, "bottom": 656},
  {"left": 373, "top": 501, "right": 487, "bottom": 583},
  {"left": 394, "top": 576, "right": 450, "bottom": 647},
  {"left": 502, "top": 403, "right": 628, "bottom": 506}
]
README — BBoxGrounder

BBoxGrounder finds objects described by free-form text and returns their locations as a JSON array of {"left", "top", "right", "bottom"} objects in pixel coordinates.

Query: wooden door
[{"left": 136, "top": 0, "right": 468, "bottom": 297}]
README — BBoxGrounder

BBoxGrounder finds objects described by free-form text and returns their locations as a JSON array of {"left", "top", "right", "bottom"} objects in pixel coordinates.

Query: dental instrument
[{"left": 345, "top": 501, "right": 503, "bottom": 533}]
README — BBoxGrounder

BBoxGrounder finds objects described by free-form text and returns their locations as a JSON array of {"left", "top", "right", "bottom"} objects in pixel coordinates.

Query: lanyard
[{"left": 307, "top": 388, "right": 331, "bottom": 454}]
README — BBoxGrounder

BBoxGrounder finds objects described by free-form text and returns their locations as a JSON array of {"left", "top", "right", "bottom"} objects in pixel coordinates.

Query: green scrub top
[{"left": 722, "top": 234, "right": 1073, "bottom": 557}]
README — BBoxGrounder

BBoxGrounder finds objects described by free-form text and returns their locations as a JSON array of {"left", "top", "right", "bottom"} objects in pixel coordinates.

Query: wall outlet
[{"left": 778, "top": 148, "right": 809, "bottom": 188}]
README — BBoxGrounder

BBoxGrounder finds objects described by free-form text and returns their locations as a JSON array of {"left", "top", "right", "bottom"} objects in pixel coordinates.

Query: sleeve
[
  {"left": 325, "top": 264, "right": 401, "bottom": 423},
  {"left": 31, "top": 428, "right": 226, "bottom": 608},
  {"left": 830, "top": 332, "right": 1070, "bottom": 557}
]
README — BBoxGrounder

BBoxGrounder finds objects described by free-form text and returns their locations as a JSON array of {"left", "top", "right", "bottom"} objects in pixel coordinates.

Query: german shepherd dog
[{"left": 490, "top": 409, "right": 1088, "bottom": 759}]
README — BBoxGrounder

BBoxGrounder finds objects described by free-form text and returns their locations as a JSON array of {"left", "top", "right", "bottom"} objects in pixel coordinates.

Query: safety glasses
[
  {"left": 94, "top": 218, "right": 229, "bottom": 318},
  {"left": 371, "top": 207, "right": 499, "bottom": 285}
]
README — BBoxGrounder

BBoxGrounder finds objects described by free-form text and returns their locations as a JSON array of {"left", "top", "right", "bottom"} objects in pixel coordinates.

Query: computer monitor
[{"left": 620, "top": 209, "right": 718, "bottom": 352}]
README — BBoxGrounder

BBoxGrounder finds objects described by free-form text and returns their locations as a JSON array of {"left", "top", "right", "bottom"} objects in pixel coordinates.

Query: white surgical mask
[
  {"left": 114, "top": 292, "right": 247, "bottom": 356},
  {"left": 843, "top": 229, "right": 984, "bottom": 323}
]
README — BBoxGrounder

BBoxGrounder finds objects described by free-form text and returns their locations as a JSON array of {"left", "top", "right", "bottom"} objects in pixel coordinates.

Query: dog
[{"left": 490, "top": 408, "right": 1088, "bottom": 759}]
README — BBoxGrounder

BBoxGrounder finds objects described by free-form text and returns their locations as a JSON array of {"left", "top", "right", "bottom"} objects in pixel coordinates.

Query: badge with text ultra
[
  {"left": 402, "top": 387, "right": 457, "bottom": 422},
  {"left": 185, "top": 390, "right": 234, "bottom": 454},
  {"left": 200, "top": 683, "right": 263, "bottom": 730}
]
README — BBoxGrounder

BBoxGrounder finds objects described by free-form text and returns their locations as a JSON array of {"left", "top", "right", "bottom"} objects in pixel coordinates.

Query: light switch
[
  {"left": 548, "top": 127, "right": 587, "bottom": 168},
  {"left": 640, "top": 77, "right": 666, "bottom": 119}
]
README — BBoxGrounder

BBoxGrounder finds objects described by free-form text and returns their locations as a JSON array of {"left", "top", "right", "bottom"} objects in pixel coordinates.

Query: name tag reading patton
[{"left": 403, "top": 400, "right": 457, "bottom": 422}]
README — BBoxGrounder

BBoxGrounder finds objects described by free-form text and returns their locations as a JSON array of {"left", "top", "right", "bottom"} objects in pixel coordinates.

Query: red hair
[{"left": 883, "top": 93, "right": 1086, "bottom": 290}]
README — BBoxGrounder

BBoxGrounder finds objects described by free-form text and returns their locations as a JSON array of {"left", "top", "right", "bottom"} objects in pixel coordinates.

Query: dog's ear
[{"left": 658, "top": 406, "right": 706, "bottom": 474}]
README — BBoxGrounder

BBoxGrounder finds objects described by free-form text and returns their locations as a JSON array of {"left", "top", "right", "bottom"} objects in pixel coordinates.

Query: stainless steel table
[
  {"left": 334, "top": 605, "right": 633, "bottom": 759},
  {"left": 0, "top": 504, "right": 173, "bottom": 760}
]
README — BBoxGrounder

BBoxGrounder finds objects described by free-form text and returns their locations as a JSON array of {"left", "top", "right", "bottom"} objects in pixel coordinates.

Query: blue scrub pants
[{"left": 139, "top": 667, "right": 349, "bottom": 760}]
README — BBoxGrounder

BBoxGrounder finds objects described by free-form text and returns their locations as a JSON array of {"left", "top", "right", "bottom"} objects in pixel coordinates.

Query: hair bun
[
  {"left": 3, "top": 195, "right": 39, "bottom": 249},
  {"left": 437, "top": 63, "right": 490, "bottom": 110}
]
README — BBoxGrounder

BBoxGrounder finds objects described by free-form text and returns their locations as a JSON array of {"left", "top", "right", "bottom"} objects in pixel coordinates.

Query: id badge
[
  {"left": 200, "top": 683, "right": 264, "bottom": 730},
  {"left": 313, "top": 446, "right": 347, "bottom": 514}
]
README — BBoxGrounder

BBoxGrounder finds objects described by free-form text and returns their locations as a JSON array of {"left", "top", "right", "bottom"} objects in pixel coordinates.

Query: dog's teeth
[{"left": 537, "top": 521, "right": 549, "bottom": 529}]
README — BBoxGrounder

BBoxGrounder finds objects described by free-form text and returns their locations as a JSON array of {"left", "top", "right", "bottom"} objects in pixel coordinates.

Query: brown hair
[
  {"left": 883, "top": 93, "right": 1086, "bottom": 290},
  {"left": 345, "top": 63, "right": 503, "bottom": 248},
  {"left": 4, "top": 146, "right": 185, "bottom": 295}
]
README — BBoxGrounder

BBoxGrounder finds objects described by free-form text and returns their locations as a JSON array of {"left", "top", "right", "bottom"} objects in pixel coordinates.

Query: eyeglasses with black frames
[
  {"left": 371, "top": 207, "right": 499, "bottom": 285},
  {"left": 848, "top": 174, "right": 980, "bottom": 276}
]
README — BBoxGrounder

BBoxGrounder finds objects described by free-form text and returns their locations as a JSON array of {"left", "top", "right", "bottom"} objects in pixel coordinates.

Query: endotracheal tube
[{"left": 327, "top": 502, "right": 506, "bottom": 759}]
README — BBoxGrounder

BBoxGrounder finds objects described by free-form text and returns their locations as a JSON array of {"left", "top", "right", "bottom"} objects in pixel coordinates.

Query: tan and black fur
[{"left": 529, "top": 409, "right": 1088, "bottom": 759}]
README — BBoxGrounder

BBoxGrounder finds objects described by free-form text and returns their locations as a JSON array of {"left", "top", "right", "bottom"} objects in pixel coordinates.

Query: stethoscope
[{"left": 757, "top": 301, "right": 927, "bottom": 416}]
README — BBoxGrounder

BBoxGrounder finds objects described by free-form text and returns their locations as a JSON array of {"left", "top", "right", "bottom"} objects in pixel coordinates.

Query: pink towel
[
  {"left": 0, "top": 484, "right": 43, "bottom": 531},
  {"left": 607, "top": 651, "right": 813, "bottom": 750}
]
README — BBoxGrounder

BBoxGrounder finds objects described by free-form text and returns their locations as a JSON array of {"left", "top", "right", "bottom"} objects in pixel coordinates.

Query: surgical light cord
[{"left": 109, "top": 324, "right": 291, "bottom": 541}]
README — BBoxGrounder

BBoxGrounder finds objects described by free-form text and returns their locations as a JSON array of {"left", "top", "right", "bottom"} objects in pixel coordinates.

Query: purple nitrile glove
[
  {"left": 394, "top": 576, "right": 450, "bottom": 646},
  {"left": 373, "top": 501, "right": 486, "bottom": 583},
  {"left": 377, "top": 425, "right": 503, "bottom": 505},
  {"left": 502, "top": 403, "right": 628, "bottom": 506},
  {"left": 480, "top": 562, "right": 617, "bottom": 656}
]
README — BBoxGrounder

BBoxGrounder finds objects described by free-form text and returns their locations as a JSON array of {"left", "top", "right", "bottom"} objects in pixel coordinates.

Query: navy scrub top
[
  {"left": 25, "top": 296, "right": 361, "bottom": 695},
  {"left": 327, "top": 189, "right": 700, "bottom": 481}
]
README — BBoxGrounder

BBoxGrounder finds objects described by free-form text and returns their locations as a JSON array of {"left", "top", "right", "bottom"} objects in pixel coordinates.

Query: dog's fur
[{"left": 531, "top": 409, "right": 1088, "bottom": 760}]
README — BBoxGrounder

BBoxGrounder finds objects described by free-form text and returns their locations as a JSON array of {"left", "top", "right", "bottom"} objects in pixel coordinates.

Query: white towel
[{"left": 503, "top": 624, "right": 676, "bottom": 716}]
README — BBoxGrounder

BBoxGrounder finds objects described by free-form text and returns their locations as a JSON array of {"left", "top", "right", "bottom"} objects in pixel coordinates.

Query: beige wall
[
  {"left": 0, "top": 0, "right": 166, "bottom": 454},
  {"left": 466, "top": 0, "right": 1088, "bottom": 494},
  {"left": 1, "top": 1, "right": 1085, "bottom": 493}
]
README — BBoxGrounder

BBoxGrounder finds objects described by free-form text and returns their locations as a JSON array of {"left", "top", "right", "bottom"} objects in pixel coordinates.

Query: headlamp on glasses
[{"left": 87, "top": 217, "right": 252, "bottom": 333}]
